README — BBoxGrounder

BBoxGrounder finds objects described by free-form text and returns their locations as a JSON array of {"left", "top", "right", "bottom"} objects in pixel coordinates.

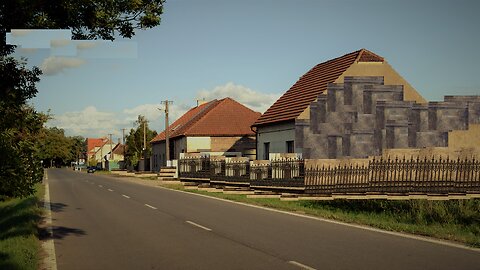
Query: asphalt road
[{"left": 47, "top": 168, "right": 480, "bottom": 270}]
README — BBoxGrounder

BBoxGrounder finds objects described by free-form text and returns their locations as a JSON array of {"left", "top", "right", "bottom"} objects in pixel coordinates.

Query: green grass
[
  {"left": 0, "top": 184, "right": 44, "bottom": 270},
  {"left": 163, "top": 184, "right": 480, "bottom": 247}
]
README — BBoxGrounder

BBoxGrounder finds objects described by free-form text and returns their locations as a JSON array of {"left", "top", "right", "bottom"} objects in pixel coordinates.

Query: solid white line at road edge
[
  {"left": 186, "top": 221, "right": 212, "bottom": 231},
  {"left": 289, "top": 261, "right": 316, "bottom": 270},
  {"left": 157, "top": 186, "right": 480, "bottom": 252},
  {"left": 145, "top": 204, "right": 157, "bottom": 209},
  {"left": 122, "top": 194, "right": 130, "bottom": 199},
  {"left": 42, "top": 170, "right": 58, "bottom": 270}
]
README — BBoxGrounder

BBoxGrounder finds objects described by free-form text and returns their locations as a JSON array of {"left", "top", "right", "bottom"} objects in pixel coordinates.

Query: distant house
[
  {"left": 85, "top": 137, "right": 116, "bottom": 168},
  {"left": 111, "top": 143, "right": 126, "bottom": 162},
  {"left": 251, "top": 49, "right": 426, "bottom": 159},
  {"left": 150, "top": 98, "right": 261, "bottom": 171},
  {"left": 107, "top": 143, "right": 126, "bottom": 170}
]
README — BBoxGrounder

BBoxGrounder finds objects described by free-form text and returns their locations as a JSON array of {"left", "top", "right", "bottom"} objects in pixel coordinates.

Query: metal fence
[
  {"left": 178, "top": 157, "right": 211, "bottom": 179},
  {"left": 210, "top": 159, "right": 251, "bottom": 183},
  {"left": 250, "top": 159, "right": 305, "bottom": 187},
  {"left": 305, "top": 157, "right": 480, "bottom": 195},
  {"left": 179, "top": 156, "right": 480, "bottom": 195},
  {"left": 179, "top": 157, "right": 305, "bottom": 185}
]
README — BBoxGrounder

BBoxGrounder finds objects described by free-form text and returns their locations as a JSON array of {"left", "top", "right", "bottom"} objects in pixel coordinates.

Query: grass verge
[
  {"left": 0, "top": 184, "right": 44, "bottom": 270},
  {"left": 162, "top": 183, "right": 480, "bottom": 248}
]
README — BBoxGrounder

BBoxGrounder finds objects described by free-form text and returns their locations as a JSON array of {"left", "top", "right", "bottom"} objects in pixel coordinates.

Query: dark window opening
[
  {"left": 264, "top": 142, "right": 270, "bottom": 160},
  {"left": 286, "top": 140, "right": 294, "bottom": 153}
]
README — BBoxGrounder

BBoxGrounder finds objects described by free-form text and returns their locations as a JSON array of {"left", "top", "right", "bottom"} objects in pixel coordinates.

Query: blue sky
[{"left": 8, "top": 0, "right": 480, "bottom": 140}]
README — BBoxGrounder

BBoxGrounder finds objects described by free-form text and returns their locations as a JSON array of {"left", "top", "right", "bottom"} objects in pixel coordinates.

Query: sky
[{"left": 7, "top": 0, "right": 480, "bottom": 140}]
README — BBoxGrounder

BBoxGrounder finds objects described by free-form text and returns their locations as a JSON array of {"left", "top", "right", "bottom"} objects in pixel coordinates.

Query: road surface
[{"left": 47, "top": 168, "right": 480, "bottom": 270}]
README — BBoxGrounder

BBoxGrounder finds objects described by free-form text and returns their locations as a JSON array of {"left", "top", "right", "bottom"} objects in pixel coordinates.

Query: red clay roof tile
[
  {"left": 151, "top": 98, "right": 261, "bottom": 143},
  {"left": 252, "top": 49, "right": 384, "bottom": 126}
]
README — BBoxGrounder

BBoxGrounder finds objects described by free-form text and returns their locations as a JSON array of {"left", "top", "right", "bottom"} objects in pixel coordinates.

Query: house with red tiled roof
[
  {"left": 252, "top": 49, "right": 426, "bottom": 159},
  {"left": 85, "top": 137, "right": 116, "bottom": 167},
  {"left": 150, "top": 97, "right": 261, "bottom": 171}
]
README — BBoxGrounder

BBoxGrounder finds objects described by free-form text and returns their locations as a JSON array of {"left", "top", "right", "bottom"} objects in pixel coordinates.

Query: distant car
[{"left": 87, "top": 166, "right": 96, "bottom": 173}]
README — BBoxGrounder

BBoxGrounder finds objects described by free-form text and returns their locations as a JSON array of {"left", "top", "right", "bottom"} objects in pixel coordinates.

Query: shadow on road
[
  {"left": 39, "top": 226, "right": 86, "bottom": 240},
  {"left": 49, "top": 202, "right": 68, "bottom": 212}
]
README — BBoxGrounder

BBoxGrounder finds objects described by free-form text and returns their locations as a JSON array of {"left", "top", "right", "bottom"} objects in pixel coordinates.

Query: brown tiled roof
[
  {"left": 112, "top": 144, "right": 125, "bottom": 155},
  {"left": 252, "top": 49, "right": 384, "bottom": 127},
  {"left": 151, "top": 98, "right": 261, "bottom": 143}
]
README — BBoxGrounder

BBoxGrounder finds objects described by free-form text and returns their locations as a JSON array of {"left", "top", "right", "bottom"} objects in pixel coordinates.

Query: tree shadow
[
  {"left": 0, "top": 197, "right": 42, "bottom": 240},
  {"left": 0, "top": 198, "right": 86, "bottom": 242},
  {"left": 0, "top": 252, "right": 17, "bottom": 270},
  {"left": 38, "top": 226, "right": 86, "bottom": 240},
  {"left": 48, "top": 202, "right": 68, "bottom": 212}
]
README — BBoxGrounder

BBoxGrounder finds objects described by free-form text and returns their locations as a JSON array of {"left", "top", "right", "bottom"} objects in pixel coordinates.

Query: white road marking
[
  {"left": 186, "top": 221, "right": 212, "bottom": 231},
  {"left": 98, "top": 185, "right": 103, "bottom": 188},
  {"left": 122, "top": 194, "right": 130, "bottom": 199},
  {"left": 145, "top": 204, "right": 157, "bottom": 209},
  {"left": 289, "top": 261, "right": 316, "bottom": 270},
  {"left": 158, "top": 186, "right": 480, "bottom": 252},
  {"left": 108, "top": 189, "right": 113, "bottom": 192},
  {"left": 42, "top": 170, "right": 58, "bottom": 270}
]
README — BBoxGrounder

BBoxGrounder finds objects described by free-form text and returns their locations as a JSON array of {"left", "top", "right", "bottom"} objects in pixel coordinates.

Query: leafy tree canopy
[
  {"left": 0, "top": 0, "right": 165, "bottom": 198},
  {"left": 125, "top": 115, "right": 157, "bottom": 168}
]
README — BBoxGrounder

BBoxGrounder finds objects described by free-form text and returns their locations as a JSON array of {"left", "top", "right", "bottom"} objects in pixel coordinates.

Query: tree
[
  {"left": 125, "top": 115, "right": 157, "bottom": 169},
  {"left": 36, "top": 128, "right": 86, "bottom": 167},
  {"left": 0, "top": 0, "right": 165, "bottom": 198},
  {"left": 0, "top": 56, "right": 46, "bottom": 199}
]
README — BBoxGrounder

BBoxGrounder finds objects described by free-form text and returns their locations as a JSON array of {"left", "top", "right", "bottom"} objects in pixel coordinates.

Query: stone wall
[{"left": 296, "top": 76, "right": 480, "bottom": 159}]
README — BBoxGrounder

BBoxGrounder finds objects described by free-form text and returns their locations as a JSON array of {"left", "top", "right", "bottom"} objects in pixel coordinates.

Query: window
[
  {"left": 264, "top": 142, "right": 270, "bottom": 160},
  {"left": 286, "top": 141, "right": 294, "bottom": 153}
]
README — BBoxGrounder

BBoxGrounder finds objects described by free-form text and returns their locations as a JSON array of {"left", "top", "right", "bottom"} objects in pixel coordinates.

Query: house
[
  {"left": 108, "top": 143, "right": 126, "bottom": 170},
  {"left": 251, "top": 49, "right": 426, "bottom": 159},
  {"left": 252, "top": 48, "right": 480, "bottom": 159},
  {"left": 85, "top": 137, "right": 116, "bottom": 168},
  {"left": 150, "top": 98, "right": 261, "bottom": 171}
]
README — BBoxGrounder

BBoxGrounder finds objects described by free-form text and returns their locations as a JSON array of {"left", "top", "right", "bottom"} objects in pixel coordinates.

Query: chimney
[
  {"left": 118, "top": 138, "right": 121, "bottom": 144},
  {"left": 197, "top": 98, "right": 207, "bottom": 107}
]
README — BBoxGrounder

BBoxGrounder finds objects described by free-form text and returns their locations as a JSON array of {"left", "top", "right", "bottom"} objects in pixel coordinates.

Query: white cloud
[
  {"left": 123, "top": 103, "right": 191, "bottom": 131},
  {"left": 48, "top": 106, "right": 121, "bottom": 138},
  {"left": 50, "top": 103, "right": 193, "bottom": 138},
  {"left": 40, "top": 56, "right": 86, "bottom": 75},
  {"left": 196, "top": 82, "right": 280, "bottom": 113},
  {"left": 19, "top": 48, "right": 38, "bottom": 53},
  {"left": 51, "top": 39, "right": 71, "bottom": 47},
  {"left": 76, "top": 41, "right": 98, "bottom": 50},
  {"left": 11, "top": 29, "right": 32, "bottom": 37}
]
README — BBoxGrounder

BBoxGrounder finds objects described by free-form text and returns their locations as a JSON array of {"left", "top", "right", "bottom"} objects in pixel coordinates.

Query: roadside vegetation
[
  {"left": 162, "top": 183, "right": 480, "bottom": 247},
  {"left": 0, "top": 184, "right": 44, "bottom": 269}
]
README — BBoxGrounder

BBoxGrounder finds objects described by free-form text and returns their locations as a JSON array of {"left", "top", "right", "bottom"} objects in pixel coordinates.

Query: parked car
[{"left": 87, "top": 166, "right": 96, "bottom": 173}]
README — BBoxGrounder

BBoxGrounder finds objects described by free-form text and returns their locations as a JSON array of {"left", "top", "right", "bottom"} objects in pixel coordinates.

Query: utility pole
[
  {"left": 141, "top": 118, "right": 149, "bottom": 171},
  {"left": 161, "top": 100, "right": 173, "bottom": 164},
  {"left": 108, "top": 134, "right": 113, "bottom": 171},
  {"left": 121, "top": 128, "right": 126, "bottom": 169}
]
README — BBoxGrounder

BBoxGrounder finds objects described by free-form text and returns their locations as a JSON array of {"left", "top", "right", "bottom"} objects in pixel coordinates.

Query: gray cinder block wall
[{"left": 296, "top": 76, "right": 480, "bottom": 159}]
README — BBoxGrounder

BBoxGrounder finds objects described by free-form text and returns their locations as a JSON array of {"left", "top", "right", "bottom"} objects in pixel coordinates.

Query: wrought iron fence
[
  {"left": 250, "top": 159, "right": 305, "bottom": 187},
  {"left": 179, "top": 157, "right": 305, "bottom": 185},
  {"left": 179, "top": 156, "right": 480, "bottom": 195},
  {"left": 178, "top": 157, "right": 211, "bottom": 179},
  {"left": 210, "top": 159, "right": 251, "bottom": 183},
  {"left": 305, "top": 157, "right": 480, "bottom": 195}
]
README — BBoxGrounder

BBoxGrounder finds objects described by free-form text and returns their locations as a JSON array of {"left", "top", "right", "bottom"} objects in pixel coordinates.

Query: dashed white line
[
  {"left": 145, "top": 204, "right": 157, "bottom": 209},
  {"left": 108, "top": 189, "right": 113, "bottom": 192},
  {"left": 98, "top": 185, "right": 103, "bottom": 188},
  {"left": 122, "top": 194, "right": 130, "bottom": 199},
  {"left": 186, "top": 221, "right": 212, "bottom": 231},
  {"left": 288, "top": 261, "right": 316, "bottom": 270}
]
